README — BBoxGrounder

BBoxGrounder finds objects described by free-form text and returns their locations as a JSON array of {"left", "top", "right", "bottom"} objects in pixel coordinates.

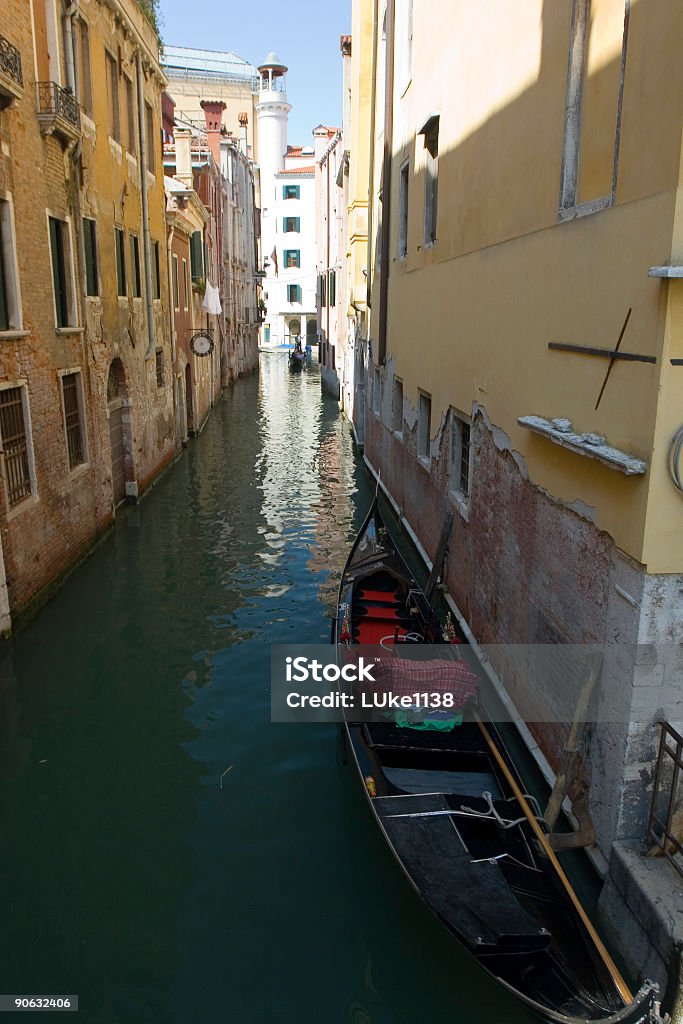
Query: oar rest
[{"left": 375, "top": 793, "right": 551, "bottom": 956}]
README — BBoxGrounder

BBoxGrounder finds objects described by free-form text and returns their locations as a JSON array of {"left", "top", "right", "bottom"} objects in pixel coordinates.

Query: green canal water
[{"left": 0, "top": 355, "right": 534, "bottom": 1023}]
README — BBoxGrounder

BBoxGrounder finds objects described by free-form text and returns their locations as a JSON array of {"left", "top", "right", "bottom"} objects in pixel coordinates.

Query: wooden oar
[{"left": 473, "top": 709, "right": 633, "bottom": 1005}]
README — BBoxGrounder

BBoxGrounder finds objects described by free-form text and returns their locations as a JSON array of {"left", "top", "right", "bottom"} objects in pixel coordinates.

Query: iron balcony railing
[
  {"left": 647, "top": 719, "right": 683, "bottom": 878},
  {"left": 37, "top": 81, "right": 81, "bottom": 131},
  {"left": 0, "top": 33, "right": 23, "bottom": 88}
]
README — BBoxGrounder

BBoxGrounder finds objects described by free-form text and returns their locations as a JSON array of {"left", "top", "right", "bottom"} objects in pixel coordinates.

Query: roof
[
  {"left": 313, "top": 124, "right": 338, "bottom": 137},
  {"left": 277, "top": 166, "right": 315, "bottom": 176},
  {"left": 162, "top": 45, "right": 258, "bottom": 83}
]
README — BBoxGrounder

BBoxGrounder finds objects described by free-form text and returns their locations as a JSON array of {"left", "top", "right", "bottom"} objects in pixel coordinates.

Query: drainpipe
[
  {"left": 63, "top": 2, "right": 79, "bottom": 93},
  {"left": 166, "top": 221, "right": 176, "bottom": 362},
  {"left": 377, "top": 0, "right": 395, "bottom": 365},
  {"left": 366, "top": 0, "right": 379, "bottom": 312},
  {"left": 136, "top": 49, "right": 156, "bottom": 360}
]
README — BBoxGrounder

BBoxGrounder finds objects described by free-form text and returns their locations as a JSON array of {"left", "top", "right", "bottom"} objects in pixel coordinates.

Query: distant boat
[
  {"left": 288, "top": 347, "right": 306, "bottom": 371},
  {"left": 333, "top": 497, "right": 662, "bottom": 1024}
]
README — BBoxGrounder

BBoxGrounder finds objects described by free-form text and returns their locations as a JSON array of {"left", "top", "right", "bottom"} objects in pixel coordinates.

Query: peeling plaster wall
[{"left": 365, "top": 371, "right": 683, "bottom": 854}]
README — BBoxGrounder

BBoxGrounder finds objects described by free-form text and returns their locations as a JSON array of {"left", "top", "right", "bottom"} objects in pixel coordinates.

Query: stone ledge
[
  {"left": 649, "top": 266, "right": 683, "bottom": 279},
  {"left": 598, "top": 839, "right": 683, "bottom": 990},
  {"left": 518, "top": 416, "right": 647, "bottom": 475}
]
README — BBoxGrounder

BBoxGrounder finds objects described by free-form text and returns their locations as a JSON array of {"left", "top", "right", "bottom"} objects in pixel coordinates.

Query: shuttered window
[
  {"left": 190, "top": 231, "right": 204, "bottom": 281},
  {"left": 0, "top": 218, "right": 8, "bottom": 331},
  {"left": 83, "top": 218, "right": 98, "bottom": 297},
  {"left": 329, "top": 269, "right": 336, "bottom": 307},
  {"left": 283, "top": 185, "right": 300, "bottom": 199},
  {"left": 49, "top": 217, "right": 69, "bottom": 327},
  {"left": 152, "top": 241, "right": 161, "bottom": 299},
  {"left": 129, "top": 234, "right": 141, "bottom": 297},
  {"left": 115, "top": 228, "right": 126, "bottom": 296},
  {"left": 284, "top": 249, "right": 300, "bottom": 268},
  {"left": 287, "top": 284, "right": 301, "bottom": 303},
  {"left": 283, "top": 217, "right": 300, "bottom": 233}
]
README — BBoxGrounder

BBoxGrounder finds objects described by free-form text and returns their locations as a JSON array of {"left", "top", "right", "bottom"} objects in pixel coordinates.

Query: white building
[{"left": 257, "top": 54, "right": 317, "bottom": 349}]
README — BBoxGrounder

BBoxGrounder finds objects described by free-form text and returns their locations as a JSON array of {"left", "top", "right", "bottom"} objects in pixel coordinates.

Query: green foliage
[{"left": 137, "top": 0, "right": 163, "bottom": 41}]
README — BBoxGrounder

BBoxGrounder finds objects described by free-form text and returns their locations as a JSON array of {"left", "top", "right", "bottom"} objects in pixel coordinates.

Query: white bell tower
[{"left": 256, "top": 52, "right": 291, "bottom": 276}]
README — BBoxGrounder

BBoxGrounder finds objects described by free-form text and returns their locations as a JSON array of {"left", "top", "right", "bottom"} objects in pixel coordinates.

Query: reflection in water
[{"left": 0, "top": 355, "right": 533, "bottom": 1023}]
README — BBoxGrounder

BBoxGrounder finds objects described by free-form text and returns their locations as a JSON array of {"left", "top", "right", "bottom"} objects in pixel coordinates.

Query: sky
[{"left": 157, "top": 0, "right": 348, "bottom": 146}]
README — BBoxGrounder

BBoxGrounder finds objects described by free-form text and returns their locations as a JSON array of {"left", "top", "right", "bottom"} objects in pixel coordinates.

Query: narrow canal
[{"left": 0, "top": 355, "right": 533, "bottom": 1024}]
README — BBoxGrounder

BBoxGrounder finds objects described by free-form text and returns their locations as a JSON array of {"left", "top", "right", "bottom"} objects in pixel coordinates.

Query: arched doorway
[
  {"left": 287, "top": 318, "right": 300, "bottom": 347},
  {"left": 185, "top": 363, "right": 194, "bottom": 435},
  {"left": 107, "top": 359, "right": 129, "bottom": 506}
]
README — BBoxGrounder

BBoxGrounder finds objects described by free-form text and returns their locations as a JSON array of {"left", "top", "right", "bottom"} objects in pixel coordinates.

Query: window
[
  {"left": 152, "top": 240, "right": 161, "bottom": 299},
  {"left": 48, "top": 216, "right": 76, "bottom": 328},
  {"left": 398, "top": 160, "right": 409, "bottom": 258},
  {"left": 418, "top": 391, "right": 431, "bottom": 462},
  {"left": 287, "top": 284, "right": 301, "bottom": 303},
  {"left": 124, "top": 76, "right": 136, "bottom": 156},
  {"left": 372, "top": 368, "right": 381, "bottom": 416},
  {"left": 114, "top": 227, "right": 126, "bottom": 296},
  {"left": 264, "top": 325, "right": 270, "bottom": 343},
  {"left": 329, "top": 270, "right": 336, "bottom": 307},
  {"left": 155, "top": 349, "right": 164, "bottom": 388},
  {"left": 450, "top": 412, "right": 472, "bottom": 501},
  {"left": 420, "top": 116, "right": 439, "bottom": 245},
  {"left": 172, "top": 254, "right": 179, "bottom": 310},
  {"left": 83, "top": 217, "right": 98, "bottom": 297},
  {"left": 129, "top": 235, "right": 141, "bottom": 298},
  {"left": 0, "top": 386, "right": 33, "bottom": 507},
  {"left": 284, "top": 249, "right": 300, "bottom": 268},
  {"left": 283, "top": 217, "right": 300, "bottom": 233},
  {"left": 559, "top": 0, "right": 630, "bottom": 219},
  {"left": 61, "top": 372, "right": 86, "bottom": 469},
  {"left": 283, "top": 184, "right": 300, "bottom": 200},
  {"left": 105, "top": 50, "right": 120, "bottom": 142},
  {"left": 0, "top": 197, "right": 21, "bottom": 332},
  {"left": 319, "top": 273, "right": 326, "bottom": 307},
  {"left": 392, "top": 378, "right": 403, "bottom": 434},
  {"left": 76, "top": 18, "right": 93, "bottom": 117},
  {"left": 145, "top": 103, "right": 155, "bottom": 173},
  {"left": 190, "top": 231, "right": 204, "bottom": 282},
  {"left": 182, "top": 258, "right": 189, "bottom": 310}
]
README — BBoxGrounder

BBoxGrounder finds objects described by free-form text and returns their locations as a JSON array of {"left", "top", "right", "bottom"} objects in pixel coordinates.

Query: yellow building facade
[
  {"left": 0, "top": 0, "right": 176, "bottom": 626},
  {"left": 356, "top": 0, "right": 683, "bottom": 976}
]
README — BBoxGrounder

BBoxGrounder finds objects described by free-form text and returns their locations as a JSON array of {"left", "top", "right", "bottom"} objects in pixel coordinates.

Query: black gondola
[
  {"left": 333, "top": 497, "right": 662, "bottom": 1024},
  {"left": 288, "top": 342, "right": 306, "bottom": 370}
]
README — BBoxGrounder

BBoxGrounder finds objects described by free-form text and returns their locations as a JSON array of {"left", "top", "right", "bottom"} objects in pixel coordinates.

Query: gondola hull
[{"left": 334, "top": 498, "right": 661, "bottom": 1024}]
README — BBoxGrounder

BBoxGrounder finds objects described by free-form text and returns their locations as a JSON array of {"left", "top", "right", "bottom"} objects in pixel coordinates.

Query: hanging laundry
[{"left": 202, "top": 282, "right": 222, "bottom": 315}]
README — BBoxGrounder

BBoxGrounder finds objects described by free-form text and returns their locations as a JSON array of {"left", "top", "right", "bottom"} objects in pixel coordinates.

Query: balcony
[
  {"left": 0, "top": 33, "right": 23, "bottom": 109},
  {"left": 36, "top": 82, "right": 81, "bottom": 145}
]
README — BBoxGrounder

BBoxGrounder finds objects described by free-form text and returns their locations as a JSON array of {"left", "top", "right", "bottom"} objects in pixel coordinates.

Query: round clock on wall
[{"left": 190, "top": 332, "right": 214, "bottom": 357}]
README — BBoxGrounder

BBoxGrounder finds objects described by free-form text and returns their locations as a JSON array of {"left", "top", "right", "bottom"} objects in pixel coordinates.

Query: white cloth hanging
[{"left": 202, "top": 282, "right": 222, "bottom": 315}]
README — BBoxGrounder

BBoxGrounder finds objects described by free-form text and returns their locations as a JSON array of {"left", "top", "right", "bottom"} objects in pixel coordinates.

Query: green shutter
[
  {"left": 0, "top": 217, "right": 9, "bottom": 330},
  {"left": 190, "top": 231, "right": 204, "bottom": 281},
  {"left": 329, "top": 270, "right": 336, "bottom": 306},
  {"left": 295, "top": 217, "right": 300, "bottom": 232},
  {"left": 50, "top": 218, "right": 68, "bottom": 327},
  {"left": 115, "top": 228, "right": 126, "bottom": 296},
  {"left": 83, "top": 218, "right": 98, "bottom": 297}
]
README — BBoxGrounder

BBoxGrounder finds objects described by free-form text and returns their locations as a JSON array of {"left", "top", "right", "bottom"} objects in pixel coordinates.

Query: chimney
[
  {"left": 200, "top": 100, "right": 227, "bottom": 166},
  {"left": 238, "top": 111, "right": 248, "bottom": 157},
  {"left": 175, "top": 128, "right": 193, "bottom": 186},
  {"left": 313, "top": 125, "right": 331, "bottom": 163}
]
